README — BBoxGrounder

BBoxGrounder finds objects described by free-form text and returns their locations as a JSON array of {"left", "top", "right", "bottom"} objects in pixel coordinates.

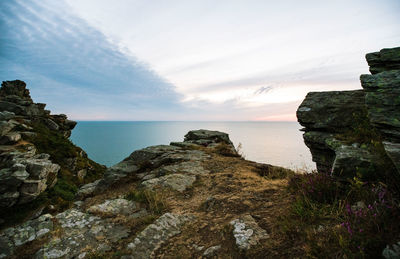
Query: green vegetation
[
  {"left": 50, "top": 173, "right": 78, "bottom": 201},
  {"left": 29, "top": 122, "right": 77, "bottom": 164},
  {"left": 279, "top": 172, "right": 400, "bottom": 258},
  {"left": 23, "top": 121, "right": 106, "bottom": 215}
]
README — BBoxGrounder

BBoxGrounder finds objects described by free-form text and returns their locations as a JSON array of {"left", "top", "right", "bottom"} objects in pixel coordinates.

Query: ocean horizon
[{"left": 70, "top": 121, "right": 315, "bottom": 170}]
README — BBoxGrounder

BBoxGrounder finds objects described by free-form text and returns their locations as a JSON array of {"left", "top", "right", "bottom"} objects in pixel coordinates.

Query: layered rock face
[
  {"left": 361, "top": 47, "right": 400, "bottom": 173},
  {"left": 0, "top": 80, "right": 76, "bottom": 137},
  {"left": 297, "top": 47, "right": 400, "bottom": 179},
  {"left": 297, "top": 90, "right": 370, "bottom": 174},
  {"left": 0, "top": 80, "right": 104, "bottom": 219}
]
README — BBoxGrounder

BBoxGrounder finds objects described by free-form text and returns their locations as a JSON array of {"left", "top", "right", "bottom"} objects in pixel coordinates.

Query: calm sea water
[{"left": 70, "top": 121, "right": 315, "bottom": 170}]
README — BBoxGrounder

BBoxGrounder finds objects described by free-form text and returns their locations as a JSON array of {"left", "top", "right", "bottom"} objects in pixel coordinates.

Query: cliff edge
[
  {"left": 297, "top": 47, "right": 400, "bottom": 187},
  {"left": 0, "top": 80, "right": 105, "bottom": 229}
]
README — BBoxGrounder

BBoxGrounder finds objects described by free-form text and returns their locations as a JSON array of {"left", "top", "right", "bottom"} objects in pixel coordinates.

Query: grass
[
  {"left": 125, "top": 188, "right": 167, "bottom": 215},
  {"left": 255, "top": 164, "right": 295, "bottom": 179}
]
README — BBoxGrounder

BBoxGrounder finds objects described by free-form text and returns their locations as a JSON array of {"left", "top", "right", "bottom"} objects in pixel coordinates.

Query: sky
[{"left": 1, "top": 0, "right": 399, "bottom": 121}]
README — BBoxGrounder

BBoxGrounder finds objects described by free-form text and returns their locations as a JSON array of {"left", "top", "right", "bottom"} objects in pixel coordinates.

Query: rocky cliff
[
  {"left": 0, "top": 80, "right": 105, "bottom": 228},
  {"left": 297, "top": 47, "right": 400, "bottom": 185},
  {"left": 0, "top": 127, "right": 292, "bottom": 258}
]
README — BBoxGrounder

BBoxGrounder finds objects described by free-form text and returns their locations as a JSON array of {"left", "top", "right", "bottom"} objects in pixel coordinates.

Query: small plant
[
  {"left": 236, "top": 142, "right": 245, "bottom": 158},
  {"left": 126, "top": 189, "right": 167, "bottom": 215}
]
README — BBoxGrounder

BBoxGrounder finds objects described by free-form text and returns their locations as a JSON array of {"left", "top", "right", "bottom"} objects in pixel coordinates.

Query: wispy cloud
[{"left": 0, "top": 0, "right": 182, "bottom": 120}]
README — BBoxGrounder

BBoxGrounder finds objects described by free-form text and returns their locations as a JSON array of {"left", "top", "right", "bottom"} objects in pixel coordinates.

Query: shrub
[
  {"left": 286, "top": 172, "right": 400, "bottom": 258},
  {"left": 51, "top": 178, "right": 78, "bottom": 201},
  {"left": 288, "top": 173, "right": 341, "bottom": 204}
]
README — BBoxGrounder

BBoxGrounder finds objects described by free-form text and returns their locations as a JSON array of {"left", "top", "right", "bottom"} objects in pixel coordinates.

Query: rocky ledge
[{"left": 297, "top": 47, "right": 400, "bottom": 184}]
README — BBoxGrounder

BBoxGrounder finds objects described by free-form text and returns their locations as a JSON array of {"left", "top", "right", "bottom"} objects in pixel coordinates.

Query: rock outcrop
[
  {"left": 0, "top": 80, "right": 105, "bottom": 228},
  {"left": 79, "top": 129, "right": 237, "bottom": 198},
  {"left": 297, "top": 47, "right": 400, "bottom": 181}
]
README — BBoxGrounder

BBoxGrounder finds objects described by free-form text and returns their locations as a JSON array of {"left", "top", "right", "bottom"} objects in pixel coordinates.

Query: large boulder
[{"left": 184, "top": 129, "right": 235, "bottom": 148}]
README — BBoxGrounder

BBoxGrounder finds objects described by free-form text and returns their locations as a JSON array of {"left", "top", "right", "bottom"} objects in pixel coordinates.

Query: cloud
[
  {"left": 0, "top": 0, "right": 183, "bottom": 119},
  {"left": 254, "top": 86, "right": 273, "bottom": 95}
]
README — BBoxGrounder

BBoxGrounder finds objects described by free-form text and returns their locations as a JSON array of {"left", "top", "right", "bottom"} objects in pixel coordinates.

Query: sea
[{"left": 70, "top": 121, "right": 315, "bottom": 170}]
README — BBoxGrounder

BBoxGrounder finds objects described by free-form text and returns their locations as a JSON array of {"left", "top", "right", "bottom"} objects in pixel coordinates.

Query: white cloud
[{"left": 65, "top": 0, "right": 400, "bottom": 115}]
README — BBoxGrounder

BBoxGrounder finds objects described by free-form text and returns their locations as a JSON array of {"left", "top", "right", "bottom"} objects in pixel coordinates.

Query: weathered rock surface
[
  {"left": 366, "top": 47, "right": 400, "bottom": 74},
  {"left": 360, "top": 51, "right": 400, "bottom": 173},
  {"left": 86, "top": 135, "right": 215, "bottom": 197},
  {"left": 184, "top": 129, "right": 234, "bottom": 147},
  {"left": 87, "top": 198, "right": 140, "bottom": 216},
  {"left": 0, "top": 148, "right": 60, "bottom": 207},
  {"left": 126, "top": 213, "right": 195, "bottom": 258},
  {"left": 297, "top": 90, "right": 381, "bottom": 175},
  {"left": 297, "top": 47, "right": 400, "bottom": 178},
  {"left": 141, "top": 173, "right": 196, "bottom": 192},
  {"left": 0, "top": 214, "right": 53, "bottom": 258},
  {"left": 297, "top": 90, "right": 366, "bottom": 132},
  {"left": 34, "top": 207, "right": 130, "bottom": 259},
  {"left": 230, "top": 214, "right": 269, "bottom": 250}
]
